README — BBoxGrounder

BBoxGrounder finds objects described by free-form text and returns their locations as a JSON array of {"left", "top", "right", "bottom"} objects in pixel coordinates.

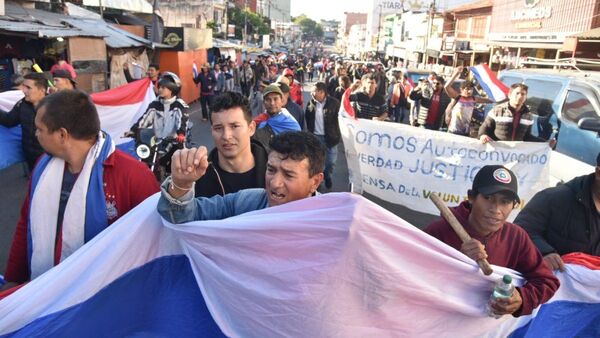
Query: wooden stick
[{"left": 429, "top": 194, "right": 493, "bottom": 276}]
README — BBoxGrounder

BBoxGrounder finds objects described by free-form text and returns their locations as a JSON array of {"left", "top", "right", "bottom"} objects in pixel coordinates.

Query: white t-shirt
[{"left": 314, "top": 99, "right": 326, "bottom": 135}]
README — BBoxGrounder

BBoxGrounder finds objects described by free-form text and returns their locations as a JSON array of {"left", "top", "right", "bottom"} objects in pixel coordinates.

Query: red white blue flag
[
  {"left": 1, "top": 193, "right": 599, "bottom": 337},
  {"left": 0, "top": 79, "right": 155, "bottom": 169},
  {"left": 469, "top": 64, "right": 510, "bottom": 102}
]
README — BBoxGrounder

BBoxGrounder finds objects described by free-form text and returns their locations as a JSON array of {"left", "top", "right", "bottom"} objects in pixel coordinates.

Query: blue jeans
[
  {"left": 392, "top": 105, "right": 409, "bottom": 123},
  {"left": 314, "top": 134, "right": 338, "bottom": 185}
]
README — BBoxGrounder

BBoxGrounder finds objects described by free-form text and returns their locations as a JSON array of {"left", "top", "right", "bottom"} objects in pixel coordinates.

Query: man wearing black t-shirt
[
  {"left": 194, "top": 92, "right": 268, "bottom": 197},
  {"left": 348, "top": 73, "right": 388, "bottom": 120}
]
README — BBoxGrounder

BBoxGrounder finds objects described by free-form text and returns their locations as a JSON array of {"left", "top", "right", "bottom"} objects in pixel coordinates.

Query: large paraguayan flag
[
  {"left": 469, "top": 64, "right": 510, "bottom": 102},
  {"left": 0, "top": 79, "right": 155, "bottom": 170},
  {"left": 0, "top": 193, "right": 599, "bottom": 337}
]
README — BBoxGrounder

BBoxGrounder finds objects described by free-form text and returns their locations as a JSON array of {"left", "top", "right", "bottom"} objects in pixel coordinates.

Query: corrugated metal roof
[
  {"left": 570, "top": 27, "right": 600, "bottom": 40},
  {"left": 64, "top": 18, "right": 150, "bottom": 48},
  {"left": 0, "top": 18, "right": 93, "bottom": 38},
  {"left": 0, "top": 2, "right": 161, "bottom": 48}
]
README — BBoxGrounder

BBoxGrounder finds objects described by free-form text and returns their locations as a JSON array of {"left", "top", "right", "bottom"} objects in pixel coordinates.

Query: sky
[
  {"left": 290, "top": 0, "right": 478, "bottom": 22},
  {"left": 290, "top": 0, "right": 366, "bottom": 21}
]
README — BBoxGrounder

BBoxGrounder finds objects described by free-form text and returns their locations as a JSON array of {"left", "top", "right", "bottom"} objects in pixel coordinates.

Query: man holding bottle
[{"left": 424, "top": 165, "right": 559, "bottom": 317}]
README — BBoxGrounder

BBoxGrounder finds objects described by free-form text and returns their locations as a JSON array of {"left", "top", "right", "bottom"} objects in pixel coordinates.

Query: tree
[
  {"left": 227, "top": 7, "right": 271, "bottom": 41},
  {"left": 293, "top": 14, "right": 324, "bottom": 39}
]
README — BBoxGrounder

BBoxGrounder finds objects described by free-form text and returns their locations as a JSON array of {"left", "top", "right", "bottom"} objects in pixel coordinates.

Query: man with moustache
[{"left": 158, "top": 131, "right": 325, "bottom": 222}]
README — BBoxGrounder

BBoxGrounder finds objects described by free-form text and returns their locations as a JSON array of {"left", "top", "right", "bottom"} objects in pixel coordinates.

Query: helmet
[
  {"left": 158, "top": 71, "right": 181, "bottom": 95},
  {"left": 282, "top": 68, "right": 294, "bottom": 77}
]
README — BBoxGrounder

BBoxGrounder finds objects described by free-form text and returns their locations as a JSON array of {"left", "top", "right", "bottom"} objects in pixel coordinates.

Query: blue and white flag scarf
[
  {"left": 28, "top": 132, "right": 115, "bottom": 279},
  {"left": 259, "top": 108, "right": 301, "bottom": 134}
]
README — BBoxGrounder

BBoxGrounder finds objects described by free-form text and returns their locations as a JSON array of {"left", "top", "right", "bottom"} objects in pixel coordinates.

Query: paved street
[{"left": 0, "top": 83, "right": 437, "bottom": 274}]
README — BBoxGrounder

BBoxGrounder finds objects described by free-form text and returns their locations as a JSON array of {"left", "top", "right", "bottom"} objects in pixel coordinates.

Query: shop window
[{"left": 562, "top": 91, "right": 598, "bottom": 123}]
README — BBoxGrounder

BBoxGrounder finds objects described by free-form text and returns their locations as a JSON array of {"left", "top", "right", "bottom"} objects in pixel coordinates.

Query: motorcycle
[{"left": 132, "top": 128, "right": 179, "bottom": 182}]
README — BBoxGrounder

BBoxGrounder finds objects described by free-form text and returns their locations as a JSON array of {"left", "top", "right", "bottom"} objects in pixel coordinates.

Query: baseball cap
[
  {"left": 262, "top": 84, "right": 283, "bottom": 98},
  {"left": 276, "top": 75, "right": 290, "bottom": 86},
  {"left": 472, "top": 165, "right": 520, "bottom": 202},
  {"left": 52, "top": 69, "right": 76, "bottom": 84},
  {"left": 275, "top": 81, "right": 290, "bottom": 93}
]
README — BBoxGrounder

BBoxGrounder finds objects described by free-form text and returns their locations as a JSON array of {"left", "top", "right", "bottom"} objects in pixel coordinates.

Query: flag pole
[{"left": 429, "top": 193, "right": 493, "bottom": 276}]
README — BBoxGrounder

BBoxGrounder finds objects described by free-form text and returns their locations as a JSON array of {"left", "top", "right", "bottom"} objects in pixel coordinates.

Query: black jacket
[
  {"left": 194, "top": 140, "right": 268, "bottom": 197},
  {"left": 0, "top": 99, "right": 45, "bottom": 170},
  {"left": 305, "top": 96, "right": 341, "bottom": 148},
  {"left": 515, "top": 174, "right": 600, "bottom": 256},
  {"left": 409, "top": 87, "right": 451, "bottom": 129},
  {"left": 478, "top": 102, "right": 542, "bottom": 142}
]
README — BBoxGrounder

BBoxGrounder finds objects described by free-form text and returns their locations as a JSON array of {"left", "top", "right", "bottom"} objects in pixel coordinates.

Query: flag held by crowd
[
  {"left": 469, "top": 64, "right": 510, "bottom": 102},
  {"left": 0, "top": 79, "right": 155, "bottom": 170},
  {"left": 1, "top": 193, "right": 598, "bottom": 337}
]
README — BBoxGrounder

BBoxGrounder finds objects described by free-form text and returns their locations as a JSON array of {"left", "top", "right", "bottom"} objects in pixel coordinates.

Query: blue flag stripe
[{"left": 2, "top": 255, "right": 226, "bottom": 337}]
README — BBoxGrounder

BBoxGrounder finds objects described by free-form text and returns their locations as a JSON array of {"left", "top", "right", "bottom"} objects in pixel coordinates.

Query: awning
[
  {"left": 0, "top": 3, "right": 164, "bottom": 49},
  {"left": 1, "top": 3, "right": 106, "bottom": 38},
  {"left": 569, "top": 27, "right": 600, "bottom": 40},
  {"left": 65, "top": 18, "right": 165, "bottom": 49},
  {"left": 213, "top": 38, "right": 242, "bottom": 49},
  {"left": 487, "top": 41, "right": 564, "bottom": 50}
]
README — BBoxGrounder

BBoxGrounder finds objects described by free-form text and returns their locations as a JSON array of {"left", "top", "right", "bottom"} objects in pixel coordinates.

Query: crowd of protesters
[{"left": 1, "top": 48, "right": 597, "bottom": 325}]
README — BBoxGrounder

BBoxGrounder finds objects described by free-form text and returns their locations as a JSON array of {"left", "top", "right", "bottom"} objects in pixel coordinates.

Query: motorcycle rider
[{"left": 125, "top": 72, "right": 191, "bottom": 175}]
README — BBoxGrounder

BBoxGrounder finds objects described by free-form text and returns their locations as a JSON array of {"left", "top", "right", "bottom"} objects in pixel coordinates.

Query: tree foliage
[
  {"left": 293, "top": 14, "right": 324, "bottom": 39},
  {"left": 227, "top": 7, "right": 271, "bottom": 40}
]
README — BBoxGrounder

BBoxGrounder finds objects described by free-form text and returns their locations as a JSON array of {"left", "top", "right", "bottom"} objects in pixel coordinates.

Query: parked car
[{"left": 498, "top": 69, "right": 600, "bottom": 183}]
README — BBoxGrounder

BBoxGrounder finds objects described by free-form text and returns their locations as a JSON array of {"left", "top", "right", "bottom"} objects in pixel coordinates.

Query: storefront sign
[
  {"left": 515, "top": 21, "right": 542, "bottom": 29},
  {"left": 511, "top": 6, "right": 552, "bottom": 21},
  {"left": 163, "top": 27, "right": 184, "bottom": 51},
  {"left": 488, "top": 32, "right": 567, "bottom": 43},
  {"left": 511, "top": 0, "right": 552, "bottom": 21}
]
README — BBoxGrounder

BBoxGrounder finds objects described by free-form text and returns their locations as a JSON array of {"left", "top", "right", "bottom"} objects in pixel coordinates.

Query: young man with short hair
[
  {"left": 305, "top": 81, "right": 341, "bottom": 190},
  {"left": 0, "top": 73, "right": 47, "bottom": 171},
  {"left": 409, "top": 75, "right": 451, "bottom": 130},
  {"left": 1, "top": 90, "right": 159, "bottom": 293},
  {"left": 348, "top": 73, "right": 388, "bottom": 121},
  {"left": 479, "top": 83, "right": 554, "bottom": 148},
  {"left": 425, "top": 165, "right": 559, "bottom": 317},
  {"left": 194, "top": 92, "right": 268, "bottom": 197},
  {"left": 158, "top": 131, "right": 325, "bottom": 222}
]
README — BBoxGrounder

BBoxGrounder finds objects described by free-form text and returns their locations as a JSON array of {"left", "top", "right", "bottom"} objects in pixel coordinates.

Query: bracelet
[{"left": 170, "top": 179, "right": 194, "bottom": 192}]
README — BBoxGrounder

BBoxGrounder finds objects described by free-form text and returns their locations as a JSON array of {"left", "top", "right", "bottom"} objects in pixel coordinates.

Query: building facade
[
  {"left": 488, "top": 0, "right": 600, "bottom": 68},
  {"left": 256, "top": 0, "right": 290, "bottom": 23}
]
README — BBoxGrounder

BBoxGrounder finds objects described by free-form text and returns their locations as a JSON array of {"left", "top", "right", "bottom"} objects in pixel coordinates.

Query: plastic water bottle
[{"left": 487, "top": 274, "right": 514, "bottom": 319}]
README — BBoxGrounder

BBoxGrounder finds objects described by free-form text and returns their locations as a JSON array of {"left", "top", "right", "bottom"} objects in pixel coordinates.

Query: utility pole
[
  {"left": 423, "top": 0, "right": 435, "bottom": 64},
  {"left": 376, "top": 4, "right": 382, "bottom": 55},
  {"left": 243, "top": 0, "right": 248, "bottom": 45}
]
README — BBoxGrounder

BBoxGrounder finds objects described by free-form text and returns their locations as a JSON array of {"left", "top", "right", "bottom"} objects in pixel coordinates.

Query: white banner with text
[{"left": 340, "top": 117, "right": 551, "bottom": 217}]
